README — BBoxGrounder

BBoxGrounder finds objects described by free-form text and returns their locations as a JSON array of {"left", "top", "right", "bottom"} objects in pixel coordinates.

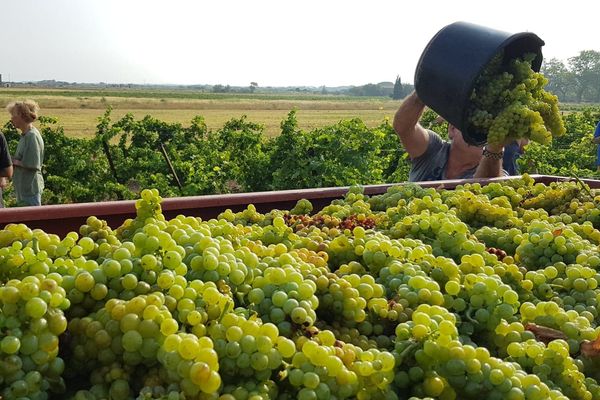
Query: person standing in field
[
  {"left": 0, "top": 130, "right": 14, "bottom": 207},
  {"left": 6, "top": 100, "right": 45, "bottom": 206},
  {"left": 393, "top": 91, "right": 507, "bottom": 182},
  {"left": 594, "top": 120, "right": 600, "bottom": 171}
]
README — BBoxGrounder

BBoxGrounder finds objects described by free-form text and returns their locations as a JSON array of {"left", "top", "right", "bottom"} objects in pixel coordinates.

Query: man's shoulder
[
  {"left": 422, "top": 130, "right": 449, "bottom": 155},
  {"left": 409, "top": 130, "right": 451, "bottom": 182}
]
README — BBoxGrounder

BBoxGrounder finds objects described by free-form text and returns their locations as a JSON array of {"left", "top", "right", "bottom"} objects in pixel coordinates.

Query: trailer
[{"left": 0, "top": 175, "right": 597, "bottom": 236}]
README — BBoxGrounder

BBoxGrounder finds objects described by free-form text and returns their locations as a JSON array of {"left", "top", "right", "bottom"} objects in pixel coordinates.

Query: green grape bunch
[{"left": 467, "top": 52, "right": 566, "bottom": 146}]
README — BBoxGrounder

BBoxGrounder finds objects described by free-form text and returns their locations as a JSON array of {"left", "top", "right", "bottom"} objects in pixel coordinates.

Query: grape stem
[
  {"left": 218, "top": 299, "right": 234, "bottom": 323},
  {"left": 465, "top": 306, "right": 479, "bottom": 325},
  {"left": 571, "top": 173, "right": 593, "bottom": 199},
  {"left": 396, "top": 340, "right": 420, "bottom": 364}
]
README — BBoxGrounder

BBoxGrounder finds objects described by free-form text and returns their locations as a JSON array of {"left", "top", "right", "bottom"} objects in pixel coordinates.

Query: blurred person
[
  {"left": 0, "top": 129, "right": 13, "bottom": 207},
  {"left": 593, "top": 120, "right": 600, "bottom": 171},
  {"left": 393, "top": 91, "right": 507, "bottom": 182},
  {"left": 502, "top": 138, "right": 529, "bottom": 175},
  {"left": 6, "top": 100, "right": 44, "bottom": 206}
]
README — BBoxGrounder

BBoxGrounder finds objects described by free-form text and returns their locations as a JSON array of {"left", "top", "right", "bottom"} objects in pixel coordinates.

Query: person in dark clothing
[
  {"left": 502, "top": 139, "right": 528, "bottom": 175},
  {"left": 0, "top": 131, "right": 13, "bottom": 207},
  {"left": 593, "top": 121, "right": 600, "bottom": 171}
]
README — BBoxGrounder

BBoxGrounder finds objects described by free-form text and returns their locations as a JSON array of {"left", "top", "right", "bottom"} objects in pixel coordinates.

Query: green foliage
[
  {"left": 268, "top": 111, "right": 403, "bottom": 189},
  {"left": 96, "top": 110, "right": 255, "bottom": 197},
  {"left": 2, "top": 106, "right": 599, "bottom": 206},
  {"left": 208, "top": 116, "right": 270, "bottom": 192},
  {"left": 519, "top": 106, "right": 600, "bottom": 177},
  {"left": 417, "top": 109, "right": 450, "bottom": 143},
  {"left": 3, "top": 116, "right": 131, "bottom": 205}
]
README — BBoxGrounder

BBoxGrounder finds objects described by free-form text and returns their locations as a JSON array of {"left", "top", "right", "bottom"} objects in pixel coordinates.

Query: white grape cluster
[{"left": 468, "top": 53, "right": 566, "bottom": 146}]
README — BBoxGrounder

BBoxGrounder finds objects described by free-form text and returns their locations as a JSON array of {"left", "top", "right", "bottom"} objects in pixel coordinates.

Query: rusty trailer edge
[{"left": 0, "top": 175, "right": 597, "bottom": 237}]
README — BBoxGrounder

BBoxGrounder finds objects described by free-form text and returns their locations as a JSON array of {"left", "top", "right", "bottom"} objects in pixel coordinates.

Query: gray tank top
[{"left": 408, "top": 130, "right": 477, "bottom": 182}]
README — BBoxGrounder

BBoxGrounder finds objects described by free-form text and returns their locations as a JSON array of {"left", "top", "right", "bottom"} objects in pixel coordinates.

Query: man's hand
[
  {"left": 473, "top": 140, "right": 509, "bottom": 179},
  {"left": 486, "top": 136, "right": 522, "bottom": 154},
  {"left": 0, "top": 177, "right": 9, "bottom": 189},
  {"left": 485, "top": 143, "right": 505, "bottom": 153}
]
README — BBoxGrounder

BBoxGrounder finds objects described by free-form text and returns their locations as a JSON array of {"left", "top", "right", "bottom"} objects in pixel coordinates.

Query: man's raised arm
[{"left": 393, "top": 91, "right": 430, "bottom": 159}]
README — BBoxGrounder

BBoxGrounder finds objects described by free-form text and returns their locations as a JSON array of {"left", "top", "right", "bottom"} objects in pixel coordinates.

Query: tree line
[
  {"left": 365, "top": 50, "right": 600, "bottom": 103},
  {"left": 542, "top": 50, "right": 600, "bottom": 103}
]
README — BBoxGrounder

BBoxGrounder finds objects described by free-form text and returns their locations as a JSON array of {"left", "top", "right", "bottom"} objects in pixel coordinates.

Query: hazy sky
[{"left": 1, "top": 0, "right": 598, "bottom": 87}]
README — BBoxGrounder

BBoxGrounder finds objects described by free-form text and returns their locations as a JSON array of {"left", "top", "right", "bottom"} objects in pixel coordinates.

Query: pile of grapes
[
  {"left": 5, "top": 175, "right": 600, "bottom": 399},
  {"left": 467, "top": 52, "right": 566, "bottom": 146}
]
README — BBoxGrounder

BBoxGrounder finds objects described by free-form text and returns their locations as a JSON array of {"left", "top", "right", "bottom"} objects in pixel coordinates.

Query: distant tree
[
  {"left": 348, "top": 83, "right": 391, "bottom": 97},
  {"left": 541, "top": 58, "right": 575, "bottom": 100},
  {"left": 321, "top": 85, "right": 327, "bottom": 95},
  {"left": 392, "top": 75, "right": 404, "bottom": 100},
  {"left": 250, "top": 82, "right": 258, "bottom": 93},
  {"left": 212, "top": 84, "right": 234, "bottom": 93},
  {"left": 568, "top": 50, "right": 600, "bottom": 102}
]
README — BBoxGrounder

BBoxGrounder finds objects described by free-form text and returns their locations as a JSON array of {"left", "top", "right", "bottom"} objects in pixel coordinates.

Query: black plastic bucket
[{"left": 414, "top": 21, "right": 545, "bottom": 145}]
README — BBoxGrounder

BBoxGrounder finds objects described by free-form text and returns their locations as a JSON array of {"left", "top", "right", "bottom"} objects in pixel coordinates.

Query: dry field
[{"left": 0, "top": 89, "right": 400, "bottom": 138}]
